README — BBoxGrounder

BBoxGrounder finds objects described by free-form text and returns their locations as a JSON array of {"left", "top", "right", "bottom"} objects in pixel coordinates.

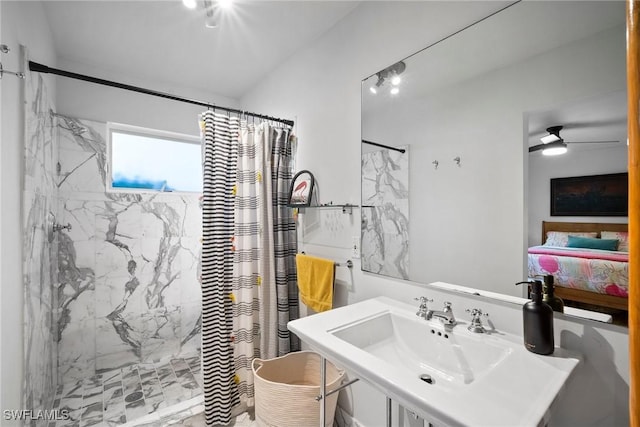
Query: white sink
[
  {"left": 330, "top": 310, "right": 511, "bottom": 386},
  {"left": 288, "top": 296, "right": 580, "bottom": 427}
]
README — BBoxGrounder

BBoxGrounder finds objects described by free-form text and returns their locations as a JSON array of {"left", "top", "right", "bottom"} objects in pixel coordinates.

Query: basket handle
[{"left": 252, "top": 357, "right": 265, "bottom": 373}]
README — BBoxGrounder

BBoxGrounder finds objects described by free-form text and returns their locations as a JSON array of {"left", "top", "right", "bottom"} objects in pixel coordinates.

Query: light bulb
[
  {"left": 183, "top": 0, "right": 197, "bottom": 9},
  {"left": 391, "top": 75, "right": 401, "bottom": 85},
  {"left": 369, "top": 86, "right": 377, "bottom": 94},
  {"left": 390, "top": 87, "right": 399, "bottom": 95}
]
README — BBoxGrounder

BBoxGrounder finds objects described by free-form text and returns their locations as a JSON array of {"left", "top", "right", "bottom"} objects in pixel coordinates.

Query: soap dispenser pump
[
  {"left": 540, "top": 274, "right": 564, "bottom": 313},
  {"left": 515, "top": 280, "right": 554, "bottom": 355}
]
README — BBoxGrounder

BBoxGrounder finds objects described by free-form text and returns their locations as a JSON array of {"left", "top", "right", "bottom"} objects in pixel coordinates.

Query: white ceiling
[{"left": 41, "top": 0, "right": 360, "bottom": 99}]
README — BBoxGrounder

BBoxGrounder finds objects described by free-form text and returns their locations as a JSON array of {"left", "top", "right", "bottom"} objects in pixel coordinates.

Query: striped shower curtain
[
  {"left": 231, "top": 122, "right": 300, "bottom": 407},
  {"left": 201, "top": 115, "right": 300, "bottom": 419},
  {"left": 201, "top": 111, "right": 240, "bottom": 424}
]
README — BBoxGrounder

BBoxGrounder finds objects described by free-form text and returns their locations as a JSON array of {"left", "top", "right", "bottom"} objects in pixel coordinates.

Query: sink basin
[
  {"left": 288, "top": 296, "right": 580, "bottom": 427},
  {"left": 330, "top": 311, "right": 511, "bottom": 386}
]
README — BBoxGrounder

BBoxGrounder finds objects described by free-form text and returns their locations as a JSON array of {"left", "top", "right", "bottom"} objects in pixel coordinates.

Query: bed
[{"left": 527, "top": 221, "right": 629, "bottom": 312}]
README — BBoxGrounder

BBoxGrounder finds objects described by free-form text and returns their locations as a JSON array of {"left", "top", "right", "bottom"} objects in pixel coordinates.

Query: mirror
[{"left": 361, "top": 1, "right": 627, "bottom": 317}]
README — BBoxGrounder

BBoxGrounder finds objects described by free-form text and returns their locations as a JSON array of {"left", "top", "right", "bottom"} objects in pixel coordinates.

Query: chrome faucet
[
  {"left": 414, "top": 296, "right": 433, "bottom": 319},
  {"left": 428, "top": 301, "right": 457, "bottom": 326}
]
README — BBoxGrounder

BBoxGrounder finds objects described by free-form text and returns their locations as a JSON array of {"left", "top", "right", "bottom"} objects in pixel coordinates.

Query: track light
[
  {"left": 182, "top": 0, "right": 197, "bottom": 9},
  {"left": 369, "top": 61, "right": 406, "bottom": 95}
]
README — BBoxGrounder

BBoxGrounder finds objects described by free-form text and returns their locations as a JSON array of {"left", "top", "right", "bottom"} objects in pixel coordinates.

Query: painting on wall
[
  {"left": 288, "top": 170, "right": 316, "bottom": 207},
  {"left": 550, "top": 172, "right": 628, "bottom": 216}
]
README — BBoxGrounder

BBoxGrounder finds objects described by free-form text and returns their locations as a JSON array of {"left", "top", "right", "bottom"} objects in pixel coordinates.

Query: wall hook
[
  {"left": 453, "top": 156, "right": 461, "bottom": 167},
  {"left": 432, "top": 160, "right": 439, "bottom": 169}
]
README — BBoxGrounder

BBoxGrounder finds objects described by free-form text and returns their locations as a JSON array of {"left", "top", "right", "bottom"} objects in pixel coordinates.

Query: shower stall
[{"left": 22, "top": 55, "right": 204, "bottom": 426}]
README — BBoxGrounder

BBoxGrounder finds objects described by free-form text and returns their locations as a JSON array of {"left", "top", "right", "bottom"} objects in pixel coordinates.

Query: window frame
[{"left": 106, "top": 122, "right": 202, "bottom": 194}]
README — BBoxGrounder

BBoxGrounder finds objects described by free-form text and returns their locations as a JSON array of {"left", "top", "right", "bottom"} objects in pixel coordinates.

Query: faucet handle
[
  {"left": 465, "top": 308, "right": 489, "bottom": 333},
  {"left": 414, "top": 296, "right": 433, "bottom": 305},
  {"left": 414, "top": 297, "right": 433, "bottom": 318},
  {"left": 443, "top": 301, "right": 453, "bottom": 312}
]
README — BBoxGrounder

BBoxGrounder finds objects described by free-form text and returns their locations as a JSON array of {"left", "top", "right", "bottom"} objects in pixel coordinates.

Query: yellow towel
[{"left": 296, "top": 254, "right": 335, "bottom": 312}]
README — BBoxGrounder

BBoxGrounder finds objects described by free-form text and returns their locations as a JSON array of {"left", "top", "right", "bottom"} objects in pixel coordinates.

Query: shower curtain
[
  {"left": 201, "top": 112, "right": 299, "bottom": 422},
  {"left": 201, "top": 111, "right": 240, "bottom": 425}
]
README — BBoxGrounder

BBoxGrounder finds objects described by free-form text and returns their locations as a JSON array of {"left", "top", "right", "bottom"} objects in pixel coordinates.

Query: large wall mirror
[{"left": 361, "top": 1, "right": 627, "bottom": 322}]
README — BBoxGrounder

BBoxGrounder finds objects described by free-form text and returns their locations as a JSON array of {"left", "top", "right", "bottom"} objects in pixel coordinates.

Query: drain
[
  {"left": 419, "top": 374, "right": 434, "bottom": 385},
  {"left": 125, "top": 391, "right": 144, "bottom": 402}
]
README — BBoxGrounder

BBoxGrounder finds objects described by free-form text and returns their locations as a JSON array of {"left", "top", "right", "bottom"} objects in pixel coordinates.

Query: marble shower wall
[
  {"left": 23, "top": 58, "right": 59, "bottom": 420},
  {"left": 361, "top": 147, "right": 409, "bottom": 280},
  {"left": 55, "top": 116, "right": 202, "bottom": 383}
]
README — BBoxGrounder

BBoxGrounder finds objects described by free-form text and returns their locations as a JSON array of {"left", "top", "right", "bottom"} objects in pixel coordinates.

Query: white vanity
[{"left": 288, "top": 296, "right": 580, "bottom": 427}]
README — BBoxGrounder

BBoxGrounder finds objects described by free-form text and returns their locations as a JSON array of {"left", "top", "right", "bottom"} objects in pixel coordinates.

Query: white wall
[
  {"left": 241, "top": 2, "right": 629, "bottom": 425},
  {"left": 55, "top": 57, "right": 240, "bottom": 136},
  {"left": 528, "top": 145, "right": 628, "bottom": 246},
  {"left": 1, "top": 1, "right": 57, "bottom": 420}
]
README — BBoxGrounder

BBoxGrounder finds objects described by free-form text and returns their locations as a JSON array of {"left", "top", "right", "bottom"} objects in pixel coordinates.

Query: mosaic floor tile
[{"left": 52, "top": 353, "right": 204, "bottom": 426}]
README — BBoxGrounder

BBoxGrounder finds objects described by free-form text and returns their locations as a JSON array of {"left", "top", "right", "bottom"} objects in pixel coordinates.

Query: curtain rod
[
  {"left": 362, "top": 139, "right": 406, "bottom": 153},
  {"left": 28, "top": 61, "right": 295, "bottom": 127}
]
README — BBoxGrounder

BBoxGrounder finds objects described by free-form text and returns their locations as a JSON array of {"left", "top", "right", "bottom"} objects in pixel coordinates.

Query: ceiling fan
[{"left": 528, "top": 125, "right": 620, "bottom": 156}]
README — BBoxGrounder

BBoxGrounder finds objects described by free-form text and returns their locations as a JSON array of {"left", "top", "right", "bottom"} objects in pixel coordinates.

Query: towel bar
[
  {"left": 335, "top": 260, "right": 353, "bottom": 268},
  {"left": 300, "top": 252, "right": 353, "bottom": 269}
]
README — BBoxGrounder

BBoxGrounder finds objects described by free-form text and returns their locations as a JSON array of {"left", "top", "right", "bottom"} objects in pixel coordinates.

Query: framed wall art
[
  {"left": 288, "top": 170, "right": 316, "bottom": 207},
  {"left": 550, "top": 172, "right": 628, "bottom": 216}
]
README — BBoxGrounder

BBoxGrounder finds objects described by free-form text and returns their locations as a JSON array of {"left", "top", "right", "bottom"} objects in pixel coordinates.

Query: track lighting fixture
[
  {"left": 369, "top": 61, "right": 406, "bottom": 95},
  {"left": 183, "top": 0, "right": 233, "bottom": 27},
  {"left": 182, "top": 0, "right": 197, "bottom": 9}
]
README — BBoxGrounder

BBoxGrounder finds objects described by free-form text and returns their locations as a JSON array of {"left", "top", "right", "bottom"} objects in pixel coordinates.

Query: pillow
[
  {"left": 566, "top": 236, "right": 619, "bottom": 251},
  {"left": 601, "top": 231, "right": 629, "bottom": 252},
  {"left": 544, "top": 231, "right": 597, "bottom": 247}
]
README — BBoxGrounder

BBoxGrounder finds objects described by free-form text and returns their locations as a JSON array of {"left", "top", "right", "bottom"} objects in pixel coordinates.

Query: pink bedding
[{"left": 527, "top": 246, "right": 629, "bottom": 297}]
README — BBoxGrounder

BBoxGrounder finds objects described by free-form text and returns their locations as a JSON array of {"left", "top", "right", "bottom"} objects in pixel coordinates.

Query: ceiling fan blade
[
  {"left": 528, "top": 144, "right": 546, "bottom": 153},
  {"left": 565, "top": 140, "right": 620, "bottom": 144}
]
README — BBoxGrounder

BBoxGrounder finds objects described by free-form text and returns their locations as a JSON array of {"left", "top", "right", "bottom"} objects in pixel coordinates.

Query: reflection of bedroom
[{"left": 527, "top": 91, "right": 628, "bottom": 325}]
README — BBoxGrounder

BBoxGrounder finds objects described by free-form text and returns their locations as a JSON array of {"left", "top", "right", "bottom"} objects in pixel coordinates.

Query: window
[{"left": 107, "top": 123, "right": 202, "bottom": 193}]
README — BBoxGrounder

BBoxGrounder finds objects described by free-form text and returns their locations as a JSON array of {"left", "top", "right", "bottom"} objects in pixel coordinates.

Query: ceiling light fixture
[
  {"left": 540, "top": 125, "right": 562, "bottom": 144},
  {"left": 204, "top": 0, "right": 218, "bottom": 28},
  {"left": 369, "top": 61, "right": 406, "bottom": 95},
  {"left": 541, "top": 141, "right": 568, "bottom": 156},
  {"left": 182, "top": 0, "right": 197, "bottom": 9},
  {"left": 218, "top": 0, "right": 233, "bottom": 9}
]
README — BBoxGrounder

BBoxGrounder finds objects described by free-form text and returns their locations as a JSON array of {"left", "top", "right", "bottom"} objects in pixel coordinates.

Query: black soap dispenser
[
  {"left": 515, "top": 280, "right": 554, "bottom": 355},
  {"left": 540, "top": 274, "right": 564, "bottom": 313}
]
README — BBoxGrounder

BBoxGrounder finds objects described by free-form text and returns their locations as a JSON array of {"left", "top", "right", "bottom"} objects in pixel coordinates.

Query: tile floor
[{"left": 50, "top": 353, "right": 205, "bottom": 427}]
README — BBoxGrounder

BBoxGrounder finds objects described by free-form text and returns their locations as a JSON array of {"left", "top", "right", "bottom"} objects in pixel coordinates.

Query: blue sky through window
[{"left": 110, "top": 129, "right": 202, "bottom": 193}]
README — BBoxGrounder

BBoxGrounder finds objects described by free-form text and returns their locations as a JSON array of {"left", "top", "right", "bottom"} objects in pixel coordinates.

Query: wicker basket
[{"left": 252, "top": 351, "right": 345, "bottom": 427}]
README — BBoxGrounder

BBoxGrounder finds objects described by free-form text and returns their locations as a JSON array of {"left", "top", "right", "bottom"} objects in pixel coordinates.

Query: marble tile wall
[
  {"left": 23, "top": 59, "right": 59, "bottom": 424},
  {"left": 361, "top": 147, "right": 410, "bottom": 280},
  {"left": 55, "top": 116, "right": 202, "bottom": 384}
]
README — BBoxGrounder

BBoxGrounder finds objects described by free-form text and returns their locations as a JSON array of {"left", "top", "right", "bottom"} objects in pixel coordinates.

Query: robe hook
[
  {"left": 432, "top": 160, "right": 439, "bottom": 169},
  {"left": 453, "top": 156, "right": 461, "bottom": 166}
]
